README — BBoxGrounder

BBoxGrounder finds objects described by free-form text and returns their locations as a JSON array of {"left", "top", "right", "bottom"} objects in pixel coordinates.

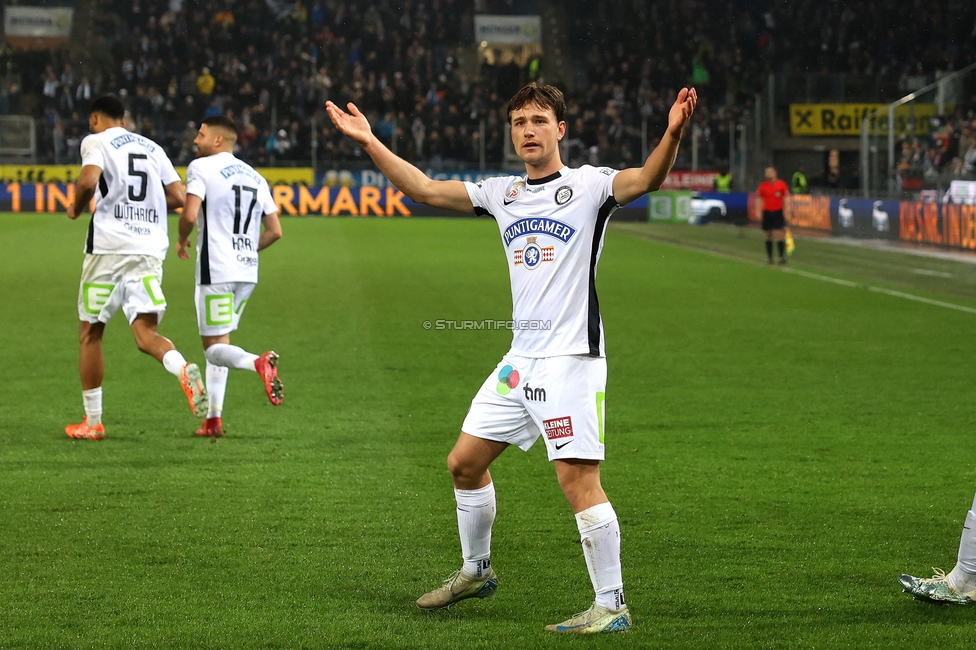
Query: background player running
[
  {"left": 65, "top": 94, "right": 207, "bottom": 440},
  {"left": 177, "top": 115, "right": 283, "bottom": 438},
  {"left": 327, "top": 83, "right": 695, "bottom": 633}
]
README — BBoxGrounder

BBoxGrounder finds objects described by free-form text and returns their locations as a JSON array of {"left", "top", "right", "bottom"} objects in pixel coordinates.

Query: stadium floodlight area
[
  {"left": 860, "top": 61, "right": 976, "bottom": 198},
  {"left": 0, "top": 115, "right": 36, "bottom": 159}
]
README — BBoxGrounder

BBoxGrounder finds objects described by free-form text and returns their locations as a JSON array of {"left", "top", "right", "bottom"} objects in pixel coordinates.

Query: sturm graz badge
[{"left": 555, "top": 185, "right": 573, "bottom": 205}]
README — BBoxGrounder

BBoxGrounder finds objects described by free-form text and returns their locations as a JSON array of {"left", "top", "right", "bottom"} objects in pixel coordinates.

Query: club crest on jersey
[
  {"left": 514, "top": 236, "right": 554, "bottom": 270},
  {"left": 502, "top": 217, "right": 576, "bottom": 247},
  {"left": 503, "top": 181, "right": 523, "bottom": 205},
  {"left": 555, "top": 185, "right": 573, "bottom": 205}
]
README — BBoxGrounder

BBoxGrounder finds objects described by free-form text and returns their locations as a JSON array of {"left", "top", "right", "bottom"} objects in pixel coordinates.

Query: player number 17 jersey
[{"left": 185, "top": 151, "right": 276, "bottom": 285}]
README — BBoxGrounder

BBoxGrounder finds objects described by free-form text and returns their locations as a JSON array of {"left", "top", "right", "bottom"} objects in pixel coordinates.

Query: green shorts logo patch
[
  {"left": 206, "top": 293, "right": 234, "bottom": 326},
  {"left": 596, "top": 391, "right": 606, "bottom": 444},
  {"left": 142, "top": 275, "right": 166, "bottom": 306},
  {"left": 83, "top": 283, "right": 114, "bottom": 315}
]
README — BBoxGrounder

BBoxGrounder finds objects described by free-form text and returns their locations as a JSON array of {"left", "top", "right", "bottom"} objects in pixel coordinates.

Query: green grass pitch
[{"left": 2, "top": 213, "right": 975, "bottom": 648}]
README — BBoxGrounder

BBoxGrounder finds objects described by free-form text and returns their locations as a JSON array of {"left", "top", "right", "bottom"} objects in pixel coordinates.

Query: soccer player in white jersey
[
  {"left": 327, "top": 83, "right": 696, "bottom": 633},
  {"left": 899, "top": 491, "right": 976, "bottom": 605},
  {"left": 176, "top": 116, "right": 283, "bottom": 438},
  {"left": 65, "top": 95, "right": 208, "bottom": 440}
]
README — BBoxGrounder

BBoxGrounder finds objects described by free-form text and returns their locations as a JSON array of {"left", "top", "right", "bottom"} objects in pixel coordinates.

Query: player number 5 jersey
[
  {"left": 80, "top": 126, "right": 181, "bottom": 259},
  {"left": 185, "top": 151, "right": 276, "bottom": 285}
]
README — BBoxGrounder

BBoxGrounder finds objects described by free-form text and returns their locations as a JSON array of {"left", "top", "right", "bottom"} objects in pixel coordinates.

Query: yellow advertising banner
[
  {"left": 0, "top": 165, "right": 314, "bottom": 185},
  {"left": 789, "top": 103, "right": 946, "bottom": 136}
]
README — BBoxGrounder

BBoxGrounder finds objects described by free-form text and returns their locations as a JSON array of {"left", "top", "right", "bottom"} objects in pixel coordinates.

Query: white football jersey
[
  {"left": 185, "top": 151, "right": 276, "bottom": 285},
  {"left": 80, "top": 126, "right": 180, "bottom": 259},
  {"left": 464, "top": 165, "right": 619, "bottom": 358}
]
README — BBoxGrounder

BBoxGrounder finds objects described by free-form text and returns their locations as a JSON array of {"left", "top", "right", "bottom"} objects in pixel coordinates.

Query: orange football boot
[
  {"left": 180, "top": 362, "right": 209, "bottom": 418},
  {"left": 65, "top": 416, "right": 105, "bottom": 440}
]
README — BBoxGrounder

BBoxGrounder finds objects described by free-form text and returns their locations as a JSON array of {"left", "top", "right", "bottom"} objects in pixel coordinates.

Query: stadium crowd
[{"left": 1, "top": 0, "right": 975, "bottom": 177}]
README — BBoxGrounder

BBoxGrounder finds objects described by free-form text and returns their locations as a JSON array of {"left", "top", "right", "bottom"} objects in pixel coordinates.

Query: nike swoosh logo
[
  {"left": 503, "top": 199, "right": 515, "bottom": 205},
  {"left": 554, "top": 440, "right": 573, "bottom": 450}
]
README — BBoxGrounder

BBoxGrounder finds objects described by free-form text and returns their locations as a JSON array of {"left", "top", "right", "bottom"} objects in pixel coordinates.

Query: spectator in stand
[
  {"left": 8, "top": 0, "right": 976, "bottom": 167},
  {"left": 197, "top": 67, "right": 216, "bottom": 97}
]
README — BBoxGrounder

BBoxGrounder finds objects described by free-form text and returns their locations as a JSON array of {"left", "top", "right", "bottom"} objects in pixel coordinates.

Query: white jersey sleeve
[
  {"left": 185, "top": 159, "right": 208, "bottom": 199},
  {"left": 257, "top": 178, "right": 276, "bottom": 217},
  {"left": 579, "top": 166, "right": 620, "bottom": 210},
  {"left": 464, "top": 176, "right": 518, "bottom": 218},
  {"left": 156, "top": 148, "right": 181, "bottom": 186},
  {"left": 80, "top": 135, "right": 104, "bottom": 169}
]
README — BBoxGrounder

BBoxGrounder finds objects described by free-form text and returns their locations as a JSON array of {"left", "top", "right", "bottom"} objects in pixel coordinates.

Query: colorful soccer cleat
[
  {"left": 416, "top": 568, "right": 498, "bottom": 610},
  {"left": 899, "top": 569, "right": 976, "bottom": 606},
  {"left": 254, "top": 351, "right": 283, "bottom": 405},
  {"left": 195, "top": 416, "right": 224, "bottom": 438},
  {"left": 65, "top": 416, "right": 105, "bottom": 440},
  {"left": 544, "top": 603, "right": 632, "bottom": 634},
  {"left": 180, "top": 362, "right": 209, "bottom": 418}
]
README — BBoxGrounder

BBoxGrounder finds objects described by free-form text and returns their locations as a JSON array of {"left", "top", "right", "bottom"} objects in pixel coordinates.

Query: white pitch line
[
  {"left": 780, "top": 266, "right": 976, "bottom": 314},
  {"left": 611, "top": 227, "right": 976, "bottom": 316},
  {"left": 779, "top": 267, "right": 861, "bottom": 288},
  {"left": 864, "top": 286, "right": 976, "bottom": 314}
]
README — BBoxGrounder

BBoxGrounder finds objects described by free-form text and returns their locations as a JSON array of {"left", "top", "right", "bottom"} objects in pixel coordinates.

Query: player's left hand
[
  {"left": 667, "top": 87, "right": 697, "bottom": 140},
  {"left": 177, "top": 238, "right": 191, "bottom": 259},
  {"left": 66, "top": 204, "right": 77, "bottom": 219}
]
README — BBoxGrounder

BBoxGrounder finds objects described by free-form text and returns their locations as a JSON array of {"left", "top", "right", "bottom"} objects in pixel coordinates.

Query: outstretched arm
[
  {"left": 613, "top": 87, "right": 697, "bottom": 206},
  {"left": 325, "top": 101, "right": 474, "bottom": 214}
]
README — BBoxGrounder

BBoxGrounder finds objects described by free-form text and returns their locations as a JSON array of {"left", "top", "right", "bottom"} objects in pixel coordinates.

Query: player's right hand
[
  {"left": 177, "top": 238, "right": 191, "bottom": 259},
  {"left": 325, "top": 101, "right": 373, "bottom": 148}
]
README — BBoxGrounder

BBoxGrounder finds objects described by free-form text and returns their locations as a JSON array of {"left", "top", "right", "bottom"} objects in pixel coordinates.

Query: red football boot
[{"left": 254, "top": 351, "right": 283, "bottom": 405}]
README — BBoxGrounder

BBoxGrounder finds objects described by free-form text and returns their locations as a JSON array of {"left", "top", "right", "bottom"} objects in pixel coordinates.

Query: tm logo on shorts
[
  {"left": 496, "top": 364, "right": 520, "bottom": 395},
  {"left": 543, "top": 416, "right": 573, "bottom": 440}
]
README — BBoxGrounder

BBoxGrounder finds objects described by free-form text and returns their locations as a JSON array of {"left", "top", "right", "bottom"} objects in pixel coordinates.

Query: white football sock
[
  {"left": 948, "top": 492, "right": 976, "bottom": 592},
  {"left": 576, "top": 502, "right": 625, "bottom": 611},
  {"left": 206, "top": 343, "right": 259, "bottom": 372},
  {"left": 161, "top": 350, "right": 187, "bottom": 377},
  {"left": 456, "top": 482, "right": 495, "bottom": 578},
  {"left": 82, "top": 387, "right": 102, "bottom": 427},
  {"left": 206, "top": 362, "right": 228, "bottom": 418}
]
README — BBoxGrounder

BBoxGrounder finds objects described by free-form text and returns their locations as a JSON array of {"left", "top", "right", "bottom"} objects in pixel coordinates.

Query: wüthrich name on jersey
[{"left": 114, "top": 204, "right": 159, "bottom": 222}]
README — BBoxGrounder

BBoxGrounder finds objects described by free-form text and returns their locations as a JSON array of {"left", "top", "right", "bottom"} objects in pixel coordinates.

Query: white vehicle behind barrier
[{"left": 688, "top": 192, "right": 728, "bottom": 224}]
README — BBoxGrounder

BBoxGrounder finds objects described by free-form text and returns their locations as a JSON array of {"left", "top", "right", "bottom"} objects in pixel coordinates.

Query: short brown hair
[{"left": 506, "top": 83, "right": 566, "bottom": 124}]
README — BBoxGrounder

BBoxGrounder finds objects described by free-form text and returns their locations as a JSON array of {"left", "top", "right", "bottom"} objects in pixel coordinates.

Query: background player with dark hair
[
  {"left": 177, "top": 116, "right": 283, "bottom": 438},
  {"left": 65, "top": 94, "right": 207, "bottom": 439}
]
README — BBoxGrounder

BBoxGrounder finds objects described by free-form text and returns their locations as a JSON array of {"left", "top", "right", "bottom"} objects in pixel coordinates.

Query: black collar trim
[{"left": 526, "top": 170, "right": 563, "bottom": 186}]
